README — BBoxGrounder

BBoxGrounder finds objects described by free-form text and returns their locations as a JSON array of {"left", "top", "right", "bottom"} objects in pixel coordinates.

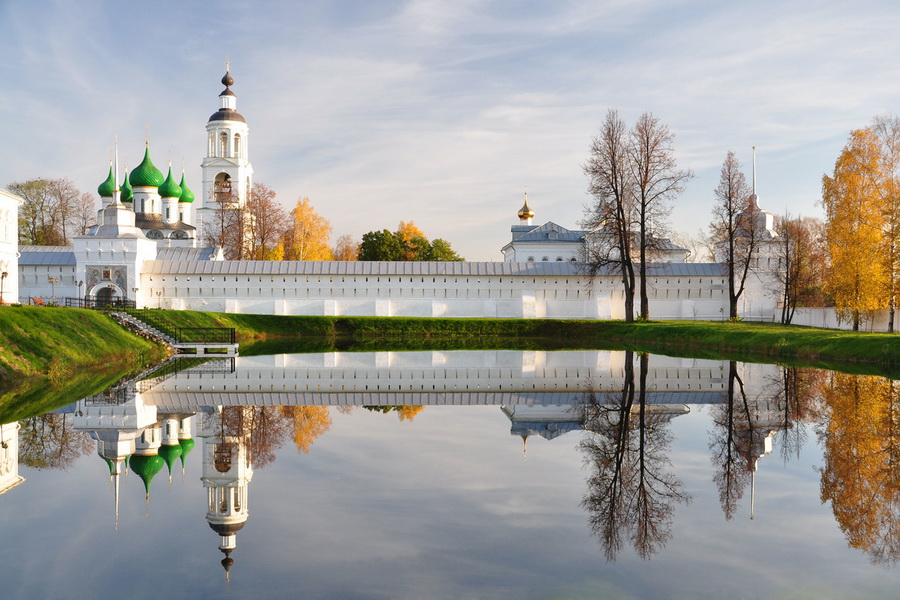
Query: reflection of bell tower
[
  {"left": 201, "top": 407, "right": 253, "bottom": 582},
  {"left": 199, "top": 64, "right": 253, "bottom": 240}
]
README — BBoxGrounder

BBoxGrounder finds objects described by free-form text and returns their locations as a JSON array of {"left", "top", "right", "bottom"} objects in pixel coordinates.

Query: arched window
[
  {"left": 147, "top": 230, "right": 164, "bottom": 239},
  {"left": 234, "top": 134, "right": 241, "bottom": 158},
  {"left": 541, "top": 256, "right": 549, "bottom": 261},
  {"left": 214, "top": 173, "right": 233, "bottom": 203},
  {"left": 527, "top": 256, "right": 535, "bottom": 262},
  {"left": 208, "top": 132, "right": 215, "bottom": 156},
  {"left": 171, "top": 230, "right": 188, "bottom": 240},
  {"left": 219, "top": 131, "right": 228, "bottom": 157},
  {"left": 556, "top": 257, "right": 563, "bottom": 261}
]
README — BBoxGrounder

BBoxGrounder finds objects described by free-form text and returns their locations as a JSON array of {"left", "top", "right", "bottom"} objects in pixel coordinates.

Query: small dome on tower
[
  {"left": 178, "top": 173, "right": 195, "bottom": 204},
  {"left": 130, "top": 145, "right": 165, "bottom": 188},
  {"left": 98, "top": 165, "right": 116, "bottom": 197},
  {"left": 158, "top": 166, "right": 183, "bottom": 199},
  {"left": 222, "top": 71, "right": 234, "bottom": 88},
  {"left": 120, "top": 171, "right": 133, "bottom": 203},
  {"left": 517, "top": 199, "right": 534, "bottom": 222}
]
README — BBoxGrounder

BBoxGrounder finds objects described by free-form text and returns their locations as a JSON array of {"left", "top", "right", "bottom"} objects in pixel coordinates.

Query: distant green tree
[
  {"left": 358, "top": 225, "right": 464, "bottom": 261},
  {"left": 359, "top": 229, "right": 402, "bottom": 260}
]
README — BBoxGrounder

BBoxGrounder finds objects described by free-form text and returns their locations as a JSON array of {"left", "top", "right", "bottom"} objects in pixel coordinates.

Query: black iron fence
[
  {"left": 124, "top": 308, "right": 235, "bottom": 345},
  {"left": 65, "top": 297, "right": 136, "bottom": 309},
  {"left": 174, "top": 327, "right": 236, "bottom": 344}
]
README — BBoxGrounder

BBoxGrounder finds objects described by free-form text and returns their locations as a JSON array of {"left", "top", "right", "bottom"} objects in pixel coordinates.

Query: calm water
[{"left": 1, "top": 350, "right": 899, "bottom": 599}]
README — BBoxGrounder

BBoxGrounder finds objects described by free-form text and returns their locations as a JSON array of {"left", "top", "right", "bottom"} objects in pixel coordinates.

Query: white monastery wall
[{"left": 135, "top": 260, "right": 730, "bottom": 320}]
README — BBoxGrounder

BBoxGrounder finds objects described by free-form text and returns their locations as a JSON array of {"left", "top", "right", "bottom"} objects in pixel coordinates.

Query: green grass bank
[
  {"left": 130, "top": 309, "right": 900, "bottom": 376},
  {"left": 0, "top": 306, "right": 169, "bottom": 422}
]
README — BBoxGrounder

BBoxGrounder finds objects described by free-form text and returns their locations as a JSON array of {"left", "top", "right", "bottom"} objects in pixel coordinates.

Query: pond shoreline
[{"left": 1, "top": 306, "right": 898, "bottom": 421}]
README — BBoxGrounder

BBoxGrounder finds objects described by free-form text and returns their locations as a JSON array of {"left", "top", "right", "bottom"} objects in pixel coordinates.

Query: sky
[{"left": 3, "top": 0, "right": 900, "bottom": 261}]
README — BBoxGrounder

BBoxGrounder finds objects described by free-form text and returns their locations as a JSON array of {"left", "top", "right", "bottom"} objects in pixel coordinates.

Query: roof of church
[
  {"left": 18, "top": 245, "right": 76, "bottom": 265},
  {"left": 135, "top": 213, "right": 196, "bottom": 232},
  {"left": 156, "top": 247, "right": 220, "bottom": 261},
  {"left": 512, "top": 222, "right": 587, "bottom": 244}
]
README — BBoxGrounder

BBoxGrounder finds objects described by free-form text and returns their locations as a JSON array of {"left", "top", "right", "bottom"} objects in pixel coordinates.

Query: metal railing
[
  {"left": 65, "top": 297, "right": 136, "bottom": 309},
  {"left": 124, "top": 309, "right": 235, "bottom": 345}
]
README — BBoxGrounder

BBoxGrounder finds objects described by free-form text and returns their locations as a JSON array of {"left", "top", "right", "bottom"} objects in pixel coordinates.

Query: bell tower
[{"left": 199, "top": 65, "right": 253, "bottom": 239}]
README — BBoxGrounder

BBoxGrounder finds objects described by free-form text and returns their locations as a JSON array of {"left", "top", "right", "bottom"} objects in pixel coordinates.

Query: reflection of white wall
[
  {"left": 143, "top": 351, "right": 779, "bottom": 411},
  {"left": 0, "top": 422, "right": 25, "bottom": 495}
]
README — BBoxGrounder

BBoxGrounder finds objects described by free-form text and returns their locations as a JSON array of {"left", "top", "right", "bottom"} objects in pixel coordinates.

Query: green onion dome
[
  {"left": 158, "top": 166, "right": 183, "bottom": 199},
  {"left": 130, "top": 145, "right": 165, "bottom": 188},
  {"left": 129, "top": 454, "right": 165, "bottom": 496},
  {"left": 120, "top": 171, "right": 133, "bottom": 203},
  {"left": 158, "top": 444, "right": 183, "bottom": 478},
  {"left": 98, "top": 165, "right": 116, "bottom": 197},
  {"left": 178, "top": 173, "right": 195, "bottom": 203}
]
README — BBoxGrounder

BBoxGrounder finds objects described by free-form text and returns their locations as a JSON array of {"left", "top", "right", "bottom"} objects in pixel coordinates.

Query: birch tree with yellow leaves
[
  {"left": 282, "top": 197, "right": 334, "bottom": 261},
  {"left": 822, "top": 128, "right": 888, "bottom": 330}
]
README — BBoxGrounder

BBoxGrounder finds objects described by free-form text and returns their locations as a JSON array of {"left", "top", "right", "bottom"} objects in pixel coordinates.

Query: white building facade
[{"left": 0, "top": 188, "right": 22, "bottom": 304}]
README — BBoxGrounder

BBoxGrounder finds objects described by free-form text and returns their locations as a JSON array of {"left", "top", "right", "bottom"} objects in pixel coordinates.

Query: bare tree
[
  {"left": 709, "top": 151, "right": 756, "bottom": 319},
  {"left": 75, "top": 192, "right": 96, "bottom": 235},
  {"left": 9, "top": 177, "right": 82, "bottom": 245},
  {"left": 772, "top": 215, "right": 826, "bottom": 324},
  {"left": 583, "top": 109, "right": 637, "bottom": 321},
  {"left": 333, "top": 234, "right": 360, "bottom": 261},
  {"left": 245, "top": 183, "right": 287, "bottom": 260},
  {"left": 630, "top": 113, "right": 692, "bottom": 319}
]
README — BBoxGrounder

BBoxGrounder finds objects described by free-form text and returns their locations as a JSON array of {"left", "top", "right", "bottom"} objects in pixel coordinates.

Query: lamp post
[
  {"left": 48, "top": 276, "right": 59, "bottom": 303},
  {"left": 156, "top": 290, "right": 163, "bottom": 309},
  {"left": 132, "top": 287, "right": 139, "bottom": 308},
  {"left": 0, "top": 271, "right": 7, "bottom": 305},
  {"left": 77, "top": 281, "right": 84, "bottom": 304}
]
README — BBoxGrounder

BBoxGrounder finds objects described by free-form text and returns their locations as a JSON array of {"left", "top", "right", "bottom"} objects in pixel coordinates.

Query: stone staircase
[{"left": 110, "top": 311, "right": 177, "bottom": 347}]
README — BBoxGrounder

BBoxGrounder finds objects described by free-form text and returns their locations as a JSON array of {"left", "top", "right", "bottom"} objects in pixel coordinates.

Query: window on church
[
  {"left": 214, "top": 173, "right": 233, "bottom": 203},
  {"left": 234, "top": 134, "right": 241, "bottom": 158},
  {"left": 219, "top": 132, "right": 229, "bottom": 157}
]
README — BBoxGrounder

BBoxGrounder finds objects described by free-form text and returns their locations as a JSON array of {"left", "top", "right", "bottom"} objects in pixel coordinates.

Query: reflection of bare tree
[
  {"left": 820, "top": 373, "right": 900, "bottom": 566},
  {"left": 579, "top": 352, "right": 690, "bottom": 560},
  {"left": 18, "top": 413, "right": 93, "bottom": 470},
  {"left": 774, "top": 367, "right": 826, "bottom": 463},
  {"left": 709, "top": 362, "right": 755, "bottom": 520},
  {"left": 204, "top": 406, "right": 294, "bottom": 470}
]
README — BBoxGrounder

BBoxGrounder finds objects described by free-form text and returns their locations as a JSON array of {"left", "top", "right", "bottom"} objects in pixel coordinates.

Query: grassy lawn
[{"left": 0, "top": 306, "right": 169, "bottom": 422}]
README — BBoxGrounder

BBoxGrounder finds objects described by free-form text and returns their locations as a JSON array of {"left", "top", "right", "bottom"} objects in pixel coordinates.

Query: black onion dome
[
  {"left": 208, "top": 108, "right": 246, "bottom": 123},
  {"left": 208, "top": 521, "right": 246, "bottom": 536},
  {"left": 222, "top": 71, "right": 234, "bottom": 87}
]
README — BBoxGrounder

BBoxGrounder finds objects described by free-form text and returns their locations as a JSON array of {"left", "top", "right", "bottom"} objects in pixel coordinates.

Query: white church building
[{"left": 8, "top": 68, "right": 782, "bottom": 321}]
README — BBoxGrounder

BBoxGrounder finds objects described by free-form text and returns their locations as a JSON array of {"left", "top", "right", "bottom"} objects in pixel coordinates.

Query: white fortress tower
[{"left": 199, "top": 66, "right": 253, "bottom": 239}]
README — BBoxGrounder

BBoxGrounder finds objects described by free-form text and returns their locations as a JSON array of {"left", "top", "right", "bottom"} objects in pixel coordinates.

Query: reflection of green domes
[
  {"left": 158, "top": 166, "right": 183, "bottom": 199},
  {"left": 178, "top": 173, "right": 194, "bottom": 203},
  {"left": 179, "top": 437, "right": 195, "bottom": 462},
  {"left": 130, "top": 454, "right": 165, "bottom": 495},
  {"left": 130, "top": 145, "right": 165, "bottom": 188},
  {"left": 158, "top": 444, "right": 183, "bottom": 477},
  {"left": 121, "top": 171, "right": 133, "bottom": 203},
  {"left": 98, "top": 165, "right": 116, "bottom": 197}
]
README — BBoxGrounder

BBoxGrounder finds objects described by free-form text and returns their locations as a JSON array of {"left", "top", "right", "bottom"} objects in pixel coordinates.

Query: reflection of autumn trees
[
  {"left": 579, "top": 352, "right": 690, "bottom": 560},
  {"left": 363, "top": 405, "right": 425, "bottom": 422},
  {"left": 820, "top": 372, "right": 900, "bottom": 565},
  {"left": 207, "top": 405, "right": 342, "bottom": 462},
  {"left": 18, "top": 413, "right": 92, "bottom": 470},
  {"left": 281, "top": 406, "right": 332, "bottom": 453}
]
